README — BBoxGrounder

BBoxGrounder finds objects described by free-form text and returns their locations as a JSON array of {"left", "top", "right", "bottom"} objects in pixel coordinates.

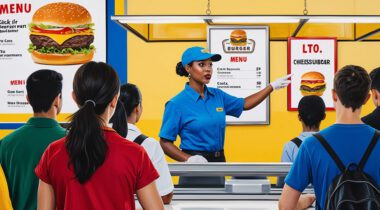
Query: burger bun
[
  {"left": 301, "top": 71, "right": 325, "bottom": 81},
  {"left": 31, "top": 50, "right": 94, "bottom": 65}
]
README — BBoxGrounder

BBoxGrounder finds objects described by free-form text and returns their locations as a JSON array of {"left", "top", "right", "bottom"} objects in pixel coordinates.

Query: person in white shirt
[{"left": 110, "top": 83, "right": 174, "bottom": 204}]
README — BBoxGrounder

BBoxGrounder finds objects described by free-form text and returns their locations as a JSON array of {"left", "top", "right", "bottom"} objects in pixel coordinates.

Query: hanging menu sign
[
  {"left": 288, "top": 37, "right": 337, "bottom": 111},
  {"left": 208, "top": 26, "right": 269, "bottom": 124}
]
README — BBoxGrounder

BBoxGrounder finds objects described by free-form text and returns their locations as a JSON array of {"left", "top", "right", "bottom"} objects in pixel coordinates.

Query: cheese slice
[
  {"left": 30, "top": 31, "right": 94, "bottom": 45},
  {"left": 301, "top": 82, "right": 326, "bottom": 88}
]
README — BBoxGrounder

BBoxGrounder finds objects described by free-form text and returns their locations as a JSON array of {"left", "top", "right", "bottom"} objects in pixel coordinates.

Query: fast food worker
[{"left": 159, "top": 46, "right": 292, "bottom": 185}]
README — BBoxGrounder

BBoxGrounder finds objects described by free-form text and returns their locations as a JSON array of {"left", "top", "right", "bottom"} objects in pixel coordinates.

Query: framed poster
[
  {"left": 208, "top": 26, "right": 269, "bottom": 124},
  {"left": 0, "top": 1, "right": 106, "bottom": 117},
  {"left": 287, "top": 37, "right": 337, "bottom": 111}
]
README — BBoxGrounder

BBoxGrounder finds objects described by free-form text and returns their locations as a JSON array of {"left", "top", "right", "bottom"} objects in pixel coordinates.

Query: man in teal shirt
[{"left": 0, "top": 70, "right": 66, "bottom": 210}]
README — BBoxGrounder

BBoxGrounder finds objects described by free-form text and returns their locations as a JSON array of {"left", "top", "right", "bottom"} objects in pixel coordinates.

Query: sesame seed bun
[
  {"left": 31, "top": 50, "right": 94, "bottom": 65},
  {"left": 32, "top": 2, "right": 91, "bottom": 27},
  {"left": 301, "top": 71, "right": 325, "bottom": 81}
]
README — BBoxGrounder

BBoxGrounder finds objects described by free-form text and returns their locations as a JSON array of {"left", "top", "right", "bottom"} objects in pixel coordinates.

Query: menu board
[
  {"left": 287, "top": 37, "right": 337, "bottom": 111},
  {"left": 0, "top": 1, "right": 106, "bottom": 116},
  {"left": 208, "top": 26, "right": 269, "bottom": 124}
]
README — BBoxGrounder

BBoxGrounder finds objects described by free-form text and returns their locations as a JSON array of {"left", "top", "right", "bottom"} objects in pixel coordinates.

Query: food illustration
[
  {"left": 230, "top": 29, "right": 247, "bottom": 46},
  {"left": 300, "top": 71, "right": 326, "bottom": 96},
  {"left": 28, "top": 2, "right": 95, "bottom": 65}
]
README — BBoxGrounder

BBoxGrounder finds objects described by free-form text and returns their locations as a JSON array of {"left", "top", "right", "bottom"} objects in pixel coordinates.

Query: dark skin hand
[
  {"left": 160, "top": 139, "right": 190, "bottom": 162},
  {"left": 161, "top": 192, "right": 174, "bottom": 204}
]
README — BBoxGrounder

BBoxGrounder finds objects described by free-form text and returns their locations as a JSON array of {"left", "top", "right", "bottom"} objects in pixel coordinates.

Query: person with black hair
[
  {"left": 362, "top": 67, "right": 380, "bottom": 130},
  {"left": 110, "top": 83, "right": 174, "bottom": 204},
  {"left": 0, "top": 70, "right": 65, "bottom": 210},
  {"left": 280, "top": 65, "right": 380, "bottom": 209},
  {"left": 277, "top": 95, "right": 326, "bottom": 187},
  {"left": 35, "top": 62, "right": 163, "bottom": 210},
  {"left": 159, "top": 46, "right": 291, "bottom": 186}
]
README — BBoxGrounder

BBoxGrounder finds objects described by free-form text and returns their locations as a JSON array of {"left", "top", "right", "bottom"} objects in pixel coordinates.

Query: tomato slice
[
  {"left": 301, "top": 80, "right": 325, "bottom": 84},
  {"left": 32, "top": 26, "right": 90, "bottom": 34}
]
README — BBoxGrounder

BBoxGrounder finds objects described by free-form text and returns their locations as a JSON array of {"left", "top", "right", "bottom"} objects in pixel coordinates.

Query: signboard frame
[
  {"left": 208, "top": 26, "right": 270, "bottom": 125},
  {"left": 287, "top": 37, "right": 337, "bottom": 111}
]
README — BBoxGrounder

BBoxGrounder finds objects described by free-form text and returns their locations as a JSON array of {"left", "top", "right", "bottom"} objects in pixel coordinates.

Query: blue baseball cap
[{"left": 181, "top": 46, "right": 222, "bottom": 67}]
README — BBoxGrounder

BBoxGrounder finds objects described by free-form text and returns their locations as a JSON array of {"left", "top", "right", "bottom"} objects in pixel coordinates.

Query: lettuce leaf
[
  {"left": 28, "top": 44, "right": 95, "bottom": 55},
  {"left": 29, "top": 23, "right": 95, "bottom": 31}
]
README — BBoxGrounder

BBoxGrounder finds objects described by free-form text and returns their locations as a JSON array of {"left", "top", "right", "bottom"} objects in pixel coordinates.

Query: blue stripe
[
  {"left": 107, "top": 0, "right": 127, "bottom": 83},
  {"left": 0, "top": 123, "right": 24, "bottom": 129}
]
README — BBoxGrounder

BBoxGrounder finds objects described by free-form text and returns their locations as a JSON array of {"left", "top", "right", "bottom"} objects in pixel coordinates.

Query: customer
[
  {"left": 0, "top": 165, "right": 13, "bottom": 210},
  {"left": 110, "top": 83, "right": 174, "bottom": 204},
  {"left": 35, "top": 62, "right": 163, "bottom": 210},
  {"left": 277, "top": 95, "right": 326, "bottom": 187},
  {"left": 0, "top": 70, "right": 65, "bottom": 210},
  {"left": 362, "top": 67, "right": 380, "bottom": 129},
  {"left": 279, "top": 65, "right": 380, "bottom": 209}
]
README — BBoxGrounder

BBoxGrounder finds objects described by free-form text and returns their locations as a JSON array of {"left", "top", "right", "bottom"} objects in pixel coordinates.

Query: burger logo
[
  {"left": 222, "top": 29, "right": 255, "bottom": 53},
  {"left": 300, "top": 71, "right": 326, "bottom": 96},
  {"left": 230, "top": 29, "right": 247, "bottom": 46},
  {"left": 28, "top": 2, "right": 95, "bottom": 65}
]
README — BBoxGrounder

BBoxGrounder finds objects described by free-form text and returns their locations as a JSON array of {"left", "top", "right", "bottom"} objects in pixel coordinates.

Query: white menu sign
[
  {"left": 288, "top": 37, "right": 337, "bottom": 111},
  {"left": 208, "top": 26, "right": 269, "bottom": 124},
  {"left": 0, "top": 0, "right": 106, "bottom": 115}
]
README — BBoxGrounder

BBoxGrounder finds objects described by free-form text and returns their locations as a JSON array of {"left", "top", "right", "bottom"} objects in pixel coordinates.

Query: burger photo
[
  {"left": 28, "top": 2, "right": 95, "bottom": 65},
  {"left": 300, "top": 71, "right": 326, "bottom": 96},
  {"left": 230, "top": 29, "right": 247, "bottom": 46}
]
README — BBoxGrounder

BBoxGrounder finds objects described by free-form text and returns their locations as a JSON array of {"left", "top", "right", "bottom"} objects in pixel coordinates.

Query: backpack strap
[
  {"left": 313, "top": 133, "right": 346, "bottom": 172},
  {"left": 291, "top": 137, "right": 303, "bottom": 148},
  {"left": 358, "top": 130, "right": 380, "bottom": 170},
  {"left": 133, "top": 134, "right": 148, "bottom": 145}
]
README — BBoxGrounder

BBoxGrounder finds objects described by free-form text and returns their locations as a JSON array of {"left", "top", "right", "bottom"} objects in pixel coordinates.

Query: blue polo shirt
[
  {"left": 159, "top": 84, "right": 244, "bottom": 152},
  {"left": 285, "top": 124, "right": 380, "bottom": 209}
]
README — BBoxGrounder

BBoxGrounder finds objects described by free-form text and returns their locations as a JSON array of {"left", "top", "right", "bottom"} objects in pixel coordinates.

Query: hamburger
[
  {"left": 230, "top": 30, "right": 247, "bottom": 46},
  {"left": 28, "top": 2, "right": 94, "bottom": 65},
  {"left": 300, "top": 71, "right": 326, "bottom": 96}
]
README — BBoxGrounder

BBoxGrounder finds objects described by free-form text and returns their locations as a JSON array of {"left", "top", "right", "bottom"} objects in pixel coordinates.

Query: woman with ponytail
[
  {"left": 110, "top": 83, "right": 174, "bottom": 204},
  {"left": 35, "top": 62, "right": 163, "bottom": 210},
  {"left": 159, "top": 46, "right": 292, "bottom": 186}
]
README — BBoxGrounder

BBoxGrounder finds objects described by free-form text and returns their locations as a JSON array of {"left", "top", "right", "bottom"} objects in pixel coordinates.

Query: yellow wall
[{"left": 124, "top": 0, "right": 380, "bottom": 163}]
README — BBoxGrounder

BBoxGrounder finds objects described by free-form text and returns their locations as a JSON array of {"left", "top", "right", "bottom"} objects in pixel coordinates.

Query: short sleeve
[
  {"left": 220, "top": 90, "right": 244, "bottom": 117},
  {"left": 281, "top": 142, "right": 293, "bottom": 163},
  {"left": 149, "top": 140, "right": 174, "bottom": 196},
  {"left": 159, "top": 101, "right": 181, "bottom": 141},
  {"left": 35, "top": 145, "right": 52, "bottom": 184},
  {"left": 284, "top": 143, "right": 312, "bottom": 192},
  {"left": 136, "top": 148, "right": 159, "bottom": 190}
]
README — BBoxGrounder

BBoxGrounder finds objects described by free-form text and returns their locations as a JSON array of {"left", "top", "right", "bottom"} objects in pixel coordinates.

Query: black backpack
[
  {"left": 133, "top": 134, "right": 148, "bottom": 145},
  {"left": 313, "top": 131, "right": 380, "bottom": 210},
  {"left": 291, "top": 137, "right": 302, "bottom": 148}
]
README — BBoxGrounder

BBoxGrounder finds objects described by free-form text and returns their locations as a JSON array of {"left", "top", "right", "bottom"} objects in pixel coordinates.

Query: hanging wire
[
  {"left": 303, "top": 0, "right": 308, "bottom": 15},
  {"left": 206, "top": 0, "right": 211, "bottom": 15}
]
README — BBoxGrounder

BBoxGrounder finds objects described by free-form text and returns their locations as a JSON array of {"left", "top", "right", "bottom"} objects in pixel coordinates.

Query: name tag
[{"left": 216, "top": 107, "right": 223, "bottom": 112}]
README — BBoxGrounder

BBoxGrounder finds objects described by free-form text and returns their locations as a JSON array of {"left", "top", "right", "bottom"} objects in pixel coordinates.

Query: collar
[
  {"left": 103, "top": 126, "right": 116, "bottom": 132},
  {"left": 127, "top": 123, "right": 141, "bottom": 133},
  {"left": 373, "top": 106, "right": 380, "bottom": 113},
  {"left": 26, "top": 117, "right": 60, "bottom": 128},
  {"left": 184, "top": 83, "right": 215, "bottom": 102}
]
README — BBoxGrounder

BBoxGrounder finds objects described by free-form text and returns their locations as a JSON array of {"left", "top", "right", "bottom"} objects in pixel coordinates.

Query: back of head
[
  {"left": 334, "top": 65, "right": 370, "bottom": 112},
  {"left": 298, "top": 95, "right": 326, "bottom": 129},
  {"left": 369, "top": 67, "right": 380, "bottom": 92},
  {"left": 110, "top": 83, "right": 141, "bottom": 137},
  {"left": 26, "top": 69, "right": 63, "bottom": 113},
  {"left": 66, "top": 61, "right": 120, "bottom": 184}
]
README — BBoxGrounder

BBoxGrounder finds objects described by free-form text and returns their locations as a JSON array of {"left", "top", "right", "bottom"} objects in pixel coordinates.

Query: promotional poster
[
  {"left": 0, "top": 1, "right": 106, "bottom": 116},
  {"left": 208, "top": 26, "right": 269, "bottom": 124},
  {"left": 287, "top": 37, "right": 337, "bottom": 111}
]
